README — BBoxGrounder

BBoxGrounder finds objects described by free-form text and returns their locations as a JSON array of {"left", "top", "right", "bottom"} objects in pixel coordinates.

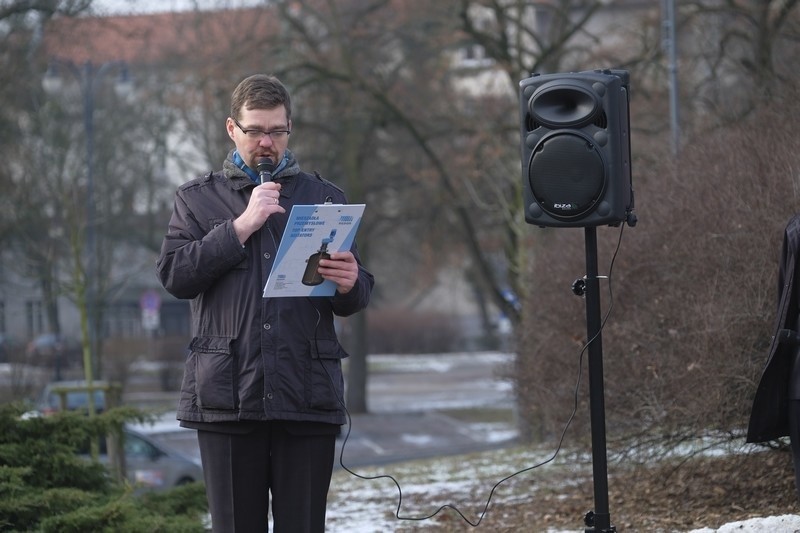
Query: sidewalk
[
  {"left": 147, "top": 352, "right": 519, "bottom": 467},
  {"left": 336, "top": 409, "right": 518, "bottom": 468}
]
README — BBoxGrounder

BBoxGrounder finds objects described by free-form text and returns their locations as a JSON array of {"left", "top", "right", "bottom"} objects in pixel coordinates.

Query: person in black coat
[
  {"left": 157, "top": 74, "right": 374, "bottom": 532},
  {"left": 747, "top": 213, "right": 800, "bottom": 497}
]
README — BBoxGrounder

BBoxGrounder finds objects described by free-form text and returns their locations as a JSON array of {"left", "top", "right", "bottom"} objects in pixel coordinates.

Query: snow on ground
[
  {"left": 134, "top": 351, "right": 797, "bottom": 531},
  {"left": 327, "top": 441, "right": 800, "bottom": 532},
  {"left": 688, "top": 515, "right": 800, "bottom": 532},
  {"left": 331, "top": 355, "right": 800, "bottom": 532}
]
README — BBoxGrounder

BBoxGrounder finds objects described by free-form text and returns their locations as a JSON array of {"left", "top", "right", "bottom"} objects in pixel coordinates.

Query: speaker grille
[{"left": 528, "top": 133, "right": 606, "bottom": 220}]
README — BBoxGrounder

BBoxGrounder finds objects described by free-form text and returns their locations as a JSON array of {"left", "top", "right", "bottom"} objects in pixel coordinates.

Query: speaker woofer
[{"left": 527, "top": 132, "right": 606, "bottom": 221}]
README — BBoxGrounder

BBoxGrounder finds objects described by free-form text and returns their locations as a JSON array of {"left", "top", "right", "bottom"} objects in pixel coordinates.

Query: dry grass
[
  {"left": 498, "top": 450, "right": 800, "bottom": 532},
  {"left": 329, "top": 445, "right": 800, "bottom": 531}
]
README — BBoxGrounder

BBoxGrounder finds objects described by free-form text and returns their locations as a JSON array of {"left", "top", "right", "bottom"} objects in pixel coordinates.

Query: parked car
[
  {"left": 101, "top": 426, "right": 204, "bottom": 491},
  {"left": 26, "top": 381, "right": 201, "bottom": 491},
  {"left": 26, "top": 333, "right": 82, "bottom": 369},
  {"left": 31, "top": 380, "right": 201, "bottom": 490},
  {"left": 0, "top": 334, "right": 20, "bottom": 363},
  {"left": 35, "top": 380, "right": 118, "bottom": 415}
]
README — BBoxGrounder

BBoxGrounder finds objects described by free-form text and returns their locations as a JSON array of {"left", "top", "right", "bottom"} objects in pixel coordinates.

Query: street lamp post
[{"left": 43, "top": 59, "right": 131, "bottom": 411}]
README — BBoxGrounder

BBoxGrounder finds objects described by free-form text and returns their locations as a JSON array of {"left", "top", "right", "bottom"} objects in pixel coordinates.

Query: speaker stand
[{"left": 579, "top": 226, "right": 616, "bottom": 533}]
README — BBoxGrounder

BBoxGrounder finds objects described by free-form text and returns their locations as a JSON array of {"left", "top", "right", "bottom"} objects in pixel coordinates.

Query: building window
[
  {"left": 25, "top": 300, "right": 44, "bottom": 338},
  {"left": 456, "top": 5, "right": 495, "bottom": 69},
  {"left": 106, "top": 303, "right": 140, "bottom": 338}
]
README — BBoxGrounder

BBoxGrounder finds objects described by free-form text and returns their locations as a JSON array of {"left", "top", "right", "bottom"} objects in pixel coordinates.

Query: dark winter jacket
[
  {"left": 747, "top": 214, "right": 800, "bottom": 442},
  {"left": 156, "top": 150, "right": 373, "bottom": 426}
]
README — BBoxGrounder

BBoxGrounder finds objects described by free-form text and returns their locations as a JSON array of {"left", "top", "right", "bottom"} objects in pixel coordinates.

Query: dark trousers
[{"left": 197, "top": 421, "right": 337, "bottom": 533}]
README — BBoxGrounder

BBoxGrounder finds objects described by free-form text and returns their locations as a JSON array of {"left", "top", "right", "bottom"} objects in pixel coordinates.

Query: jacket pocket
[
  {"left": 306, "top": 338, "right": 348, "bottom": 411},
  {"left": 191, "top": 336, "right": 237, "bottom": 410}
]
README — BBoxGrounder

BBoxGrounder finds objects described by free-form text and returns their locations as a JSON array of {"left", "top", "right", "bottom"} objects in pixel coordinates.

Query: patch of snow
[
  {"left": 688, "top": 514, "right": 800, "bottom": 532},
  {"left": 128, "top": 411, "right": 189, "bottom": 434},
  {"left": 400, "top": 434, "right": 435, "bottom": 446}
]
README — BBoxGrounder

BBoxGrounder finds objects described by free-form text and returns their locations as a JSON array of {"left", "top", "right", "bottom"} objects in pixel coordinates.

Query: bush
[
  {"left": 38, "top": 485, "right": 207, "bottom": 533},
  {"left": 365, "top": 308, "right": 462, "bottom": 354},
  {"left": 0, "top": 404, "right": 207, "bottom": 531},
  {"left": 514, "top": 84, "right": 800, "bottom": 451}
]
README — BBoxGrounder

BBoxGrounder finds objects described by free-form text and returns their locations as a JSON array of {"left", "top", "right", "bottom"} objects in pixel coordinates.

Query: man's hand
[
  {"left": 318, "top": 251, "right": 359, "bottom": 294},
  {"left": 233, "top": 183, "right": 284, "bottom": 245}
]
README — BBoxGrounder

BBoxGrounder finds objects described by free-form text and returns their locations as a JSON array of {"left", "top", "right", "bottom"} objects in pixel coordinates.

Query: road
[{"left": 145, "top": 352, "right": 518, "bottom": 467}]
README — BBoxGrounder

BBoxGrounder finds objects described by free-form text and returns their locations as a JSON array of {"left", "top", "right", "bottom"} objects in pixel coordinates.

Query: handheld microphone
[{"left": 256, "top": 156, "right": 276, "bottom": 184}]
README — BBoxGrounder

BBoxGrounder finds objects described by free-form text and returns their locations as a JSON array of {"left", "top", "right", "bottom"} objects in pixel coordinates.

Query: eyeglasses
[{"left": 232, "top": 117, "right": 291, "bottom": 142}]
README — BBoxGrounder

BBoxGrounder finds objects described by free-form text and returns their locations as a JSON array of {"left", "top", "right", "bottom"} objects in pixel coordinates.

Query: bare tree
[
  {"left": 0, "top": 1, "right": 96, "bottom": 376},
  {"left": 0, "top": 0, "right": 91, "bottom": 20},
  {"left": 680, "top": 0, "right": 800, "bottom": 121},
  {"left": 257, "top": 0, "right": 526, "bottom": 410},
  {"left": 458, "top": 0, "right": 606, "bottom": 81},
  {"left": 0, "top": 5, "right": 208, "bottom": 382},
  {"left": 518, "top": 24, "right": 800, "bottom": 451}
]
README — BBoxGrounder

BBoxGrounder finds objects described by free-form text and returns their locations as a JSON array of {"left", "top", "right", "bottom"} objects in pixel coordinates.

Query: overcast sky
[{"left": 89, "top": 0, "right": 262, "bottom": 16}]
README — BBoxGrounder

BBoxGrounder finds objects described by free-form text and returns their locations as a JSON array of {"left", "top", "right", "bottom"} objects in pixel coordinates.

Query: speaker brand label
[{"left": 553, "top": 203, "right": 578, "bottom": 210}]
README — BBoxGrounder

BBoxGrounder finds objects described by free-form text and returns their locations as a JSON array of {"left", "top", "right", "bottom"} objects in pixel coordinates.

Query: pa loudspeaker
[{"left": 519, "top": 69, "right": 634, "bottom": 228}]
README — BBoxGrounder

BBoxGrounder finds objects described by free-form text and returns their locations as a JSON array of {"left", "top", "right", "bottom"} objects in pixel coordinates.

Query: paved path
[{"left": 146, "top": 352, "right": 518, "bottom": 467}]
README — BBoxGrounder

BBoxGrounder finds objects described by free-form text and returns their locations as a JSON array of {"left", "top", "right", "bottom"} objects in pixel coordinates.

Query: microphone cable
[{"left": 313, "top": 222, "right": 626, "bottom": 527}]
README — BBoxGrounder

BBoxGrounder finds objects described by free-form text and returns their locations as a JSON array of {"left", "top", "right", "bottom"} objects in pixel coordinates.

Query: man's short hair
[{"left": 231, "top": 74, "right": 292, "bottom": 121}]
